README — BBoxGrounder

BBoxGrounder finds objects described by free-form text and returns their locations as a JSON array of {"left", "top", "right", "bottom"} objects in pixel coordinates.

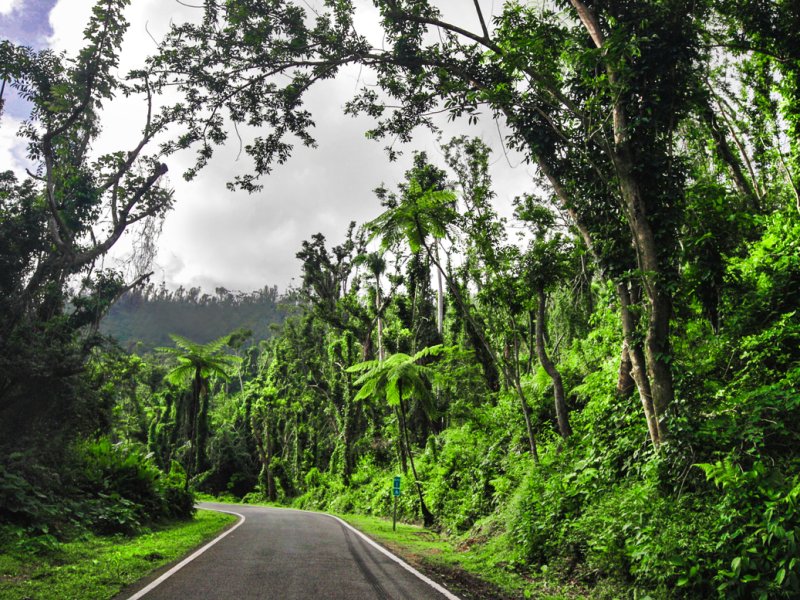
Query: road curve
[{"left": 120, "top": 502, "right": 458, "bottom": 600}]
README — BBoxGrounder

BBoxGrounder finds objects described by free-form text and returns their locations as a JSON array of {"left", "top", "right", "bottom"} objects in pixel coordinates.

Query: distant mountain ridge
[{"left": 101, "top": 283, "right": 291, "bottom": 351}]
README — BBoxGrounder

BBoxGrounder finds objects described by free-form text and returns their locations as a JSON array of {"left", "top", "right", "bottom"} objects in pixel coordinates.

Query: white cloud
[
  {"left": 0, "top": 0, "right": 21, "bottom": 16},
  {"left": 32, "top": 0, "right": 536, "bottom": 294},
  {"left": 0, "top": 115, "right": 30, "bottom": 175},
  {"left": 47, "top": 0, "right": 92, "bottom": 52}
]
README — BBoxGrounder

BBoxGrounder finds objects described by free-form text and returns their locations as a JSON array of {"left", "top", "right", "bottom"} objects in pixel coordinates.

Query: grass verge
[
  {"left": 336, "top": 513, "right": 587, "bottom": 600},
  {"left": 0, "top": 509, "right": 237, "bottom": 600}
]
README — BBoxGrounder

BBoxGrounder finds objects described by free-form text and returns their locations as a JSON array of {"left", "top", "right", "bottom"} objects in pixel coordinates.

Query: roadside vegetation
[
  {"left": 2, "top": 1, "right": 799, "bottom": 599},
  {"left": 0, "top": 509, "right": 235, "bottom": 600},
  {"left": 337, "top": 513, "right": 587, "bottom": 600}
]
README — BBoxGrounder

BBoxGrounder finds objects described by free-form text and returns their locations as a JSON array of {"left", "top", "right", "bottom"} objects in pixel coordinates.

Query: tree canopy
[{"left": 2, "top": 2, "right": 800, "bottom": 598}]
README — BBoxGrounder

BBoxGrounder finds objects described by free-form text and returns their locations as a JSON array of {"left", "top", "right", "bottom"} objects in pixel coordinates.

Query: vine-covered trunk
[
  {"left": 617, "top": 283, "right": 662, "bottom": 447},
  {"left": 184, "top": 370, "right": 202, "bottom": 490},
  {"left": 646, "top": 290, "right": 673, "bottom": 431},
  {"left": 616, "top": 344, "right": 635, "bottom": 398},
  {"left": 376, "top": 285, "right": 385, "bottom": 362},
  {"left": 435, "top": 240, "right": 444, "bottom": 336},
  {"left": 195, "top": 380, "right": 209, "bottom": 474},
  {"left": 536, "top": 287, "right": 572, "bottom": 439},
  {"left": 251, "top": 407, "right": 276, "bottom": 501},
  {"left": 397, "top": 383, "right": 434, "bottom": 527},
  {"left": 616, "top": 162, "right": 673, "bottom": 437},
  {"left": 342, "top": 391, "right": 356, "bottom": 486},
  {"left": 265, "top": 419, "right": 276, "bottom": 501},
  {"left": 569, "top": 0, "right": 675, "bottom": 441},
  {"left": 609, "top": 81, "right": 674, "bottom": 441},
  {"left": 513, "top": 375, "right": 540, "bottom": 464}
]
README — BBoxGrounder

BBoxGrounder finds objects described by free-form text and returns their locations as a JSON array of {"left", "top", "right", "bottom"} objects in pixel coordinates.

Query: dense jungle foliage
[{"left": 2, "top": 0, "right": 800, "bottom": 598}]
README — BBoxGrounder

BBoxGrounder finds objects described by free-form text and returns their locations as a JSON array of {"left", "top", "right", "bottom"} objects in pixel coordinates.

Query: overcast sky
[{"left": 1, "top": 0, "right": 536, "bottom": 293}]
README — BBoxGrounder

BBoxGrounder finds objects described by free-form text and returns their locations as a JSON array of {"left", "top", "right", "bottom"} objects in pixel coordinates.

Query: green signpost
[{"left": 392, "top": 476, "right": 401, "bottom": 531}]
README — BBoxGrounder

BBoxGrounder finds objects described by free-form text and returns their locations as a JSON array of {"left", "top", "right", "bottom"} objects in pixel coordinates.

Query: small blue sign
[{"left": 393, "top": 476, "right": 401, "bottom": 496}]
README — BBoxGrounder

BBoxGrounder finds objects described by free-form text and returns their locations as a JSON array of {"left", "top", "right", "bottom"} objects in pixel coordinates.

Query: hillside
[{"left": 101, "top": 284, "right": 290, "bottom": 351}]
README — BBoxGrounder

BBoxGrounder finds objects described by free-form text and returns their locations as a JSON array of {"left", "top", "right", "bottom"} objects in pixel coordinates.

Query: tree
[
  {"left": 369, "top": 153, "right": 455, "bottom": 343},
  {"left": 296, "top": 224, "right": 375, "bottom": 356},
  {"left": 159, "top": 334, "right": 240, "bottom": 486},
  {"left": 348, "top": 345, "right": 446, "bottom": 527},
  {"left": 150, "top": 0, "right": 717, "bottom": 445},
  {"left": 713, "top": 0, "right": 800, "bottom": 212},
  {"left": 354, "top": 251, "right": 388, "bottom": 362},
  {"left": 479, "top": 262, "right": 541, "bottom": 463},
  {"left": 248, "top": 382, "right": 280, "bottom": 501},
  {"left": 516, "top": 201, "right": 574, "bottom": 440},
  {"left": 0, "top": 0, "right": 173, "bottom": 448}
]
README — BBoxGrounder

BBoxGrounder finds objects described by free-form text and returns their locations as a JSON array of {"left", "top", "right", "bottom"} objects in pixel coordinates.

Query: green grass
[
  {"left": 336, "top": 513, "right": 587, "bottom": 600},
  {"left": 0, "top": 509, "right": 237, "bottom": 600}
]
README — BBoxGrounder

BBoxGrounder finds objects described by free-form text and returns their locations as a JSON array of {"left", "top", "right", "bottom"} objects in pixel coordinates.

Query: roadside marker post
[{"left": 392, "top": 476, "right": 401, "bottom": 531}]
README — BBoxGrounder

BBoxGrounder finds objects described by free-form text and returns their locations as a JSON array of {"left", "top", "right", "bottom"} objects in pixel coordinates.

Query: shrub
[{"left": 0, "top": 439, "right": 194, "bottom": 541}]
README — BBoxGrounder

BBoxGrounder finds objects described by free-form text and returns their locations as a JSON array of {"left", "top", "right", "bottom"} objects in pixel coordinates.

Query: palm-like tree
[
  {"left": 348, "top": 344, "right": 445, "bottom": 527},
  {"left": 354, "top": 251, "right": 388, "bottom": 360},
  {"left": 158, "top": 334, "right": 241, "bottom": 486},
  {"left": 367, "top": 156, "right": 458, "bottom": 337}
]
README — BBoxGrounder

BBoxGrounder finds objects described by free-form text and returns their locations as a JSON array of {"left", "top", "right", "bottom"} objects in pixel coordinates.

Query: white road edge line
[
  {"left": 327, "top": 514, "right": 462, "bottom": 600},
  {"left": 124, "top": 508, "right": 246, "bottom": 600}
]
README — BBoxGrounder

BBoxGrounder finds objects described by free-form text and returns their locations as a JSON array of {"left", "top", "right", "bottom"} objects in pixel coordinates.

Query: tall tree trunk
[
  {"left": 394, "top": 406, "right": 408, "bottom": 474},
  {"left": 646, "top": 289, "right": 672, "bottom": 432},
  {"left": 614, "top": 158, "right": 674, "bottom": 424},
  {"left": 537, "top": 159, "right": 662, "bottom": 445},
  {"left": 340, "top": 335, "right": 357, "bottom": 485},
  {"left": 434, "top": 240, "right": 444, "bottom": 337},
  {"left": 535, "top": 287, "right": 572, "bottom": 439},
  {"left": 506, "top": 336, "right": 540, "bottom": 464},
  {"left": 376, "top": 285, "right": 385, "bottom": 362},
  {"left": 253, "top": 415, "right": 276, "bottom": 502},
  {"left": 265, "top": 418, "right": 276, "bottom": 501},
  {"left": 195, "top": 381, "right": 209, "bottom": 474},
  {"left": 570, "top": 0, "right": 675, "bottom": 433},
  {"left": 342, "top": 370, "right": 356, "bottom": 485},
  {"left": 342, "top": 404, "right": 352, "bottom": 486},
  {"left": 618, "top": 282, "right": 662, "bottom": 447},
  {"left": 526, "top": 311, "right": 535, "bottom": 375},
  {"left": 514, "top": 374, "right": 540, "bottom": 464},
  {"left": 421, "top": 238, "right": 500, "bottom": 388},
  {"left": 701, "top": 102, "right": 760, "bottom": 211},
  {"left": 184, "top": 371, "right": 202, "bottom": 490},
  {"left": 397, "top": 383, "right": 434, "bottom": 527},
  {"left": 616, "top": 344, "right": 635, "bottom": 398}
]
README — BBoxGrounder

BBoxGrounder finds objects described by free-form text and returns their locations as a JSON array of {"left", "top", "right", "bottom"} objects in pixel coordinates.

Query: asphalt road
[{"left": 120, "top": 502, "right": 458, "bottom": 600}]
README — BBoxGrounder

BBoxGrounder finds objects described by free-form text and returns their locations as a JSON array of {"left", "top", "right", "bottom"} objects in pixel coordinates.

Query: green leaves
[
  {"left": 348, "top": 345, "right": 445, "bottom": 407},
  {"left": 367, "top": 153, "right": 457, "bottom": 254},
  {"left": 158, "top": 333, "right": 241, "bottom": 386},
  {"left": 693, "top": 458, "right": 800, "bottom": 597}
]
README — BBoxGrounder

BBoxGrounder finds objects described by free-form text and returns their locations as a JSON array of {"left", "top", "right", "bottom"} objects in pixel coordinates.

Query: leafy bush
[
  {"left": 697, "top": 459, "right": 800, "bottom": 599},
  {"left": 78, "top": 439, "right": 194, "bottom": 531},
  {"left": 0, "top": 439, "right": 194, "bottom": 542},
  {"left": 0, "top": 459, "right": 65, "bottom": 533}
]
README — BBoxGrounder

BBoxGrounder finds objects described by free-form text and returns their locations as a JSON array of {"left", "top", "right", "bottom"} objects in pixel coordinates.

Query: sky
[{"left": 1, "top": 0, "right": 536, "bottom": 293}]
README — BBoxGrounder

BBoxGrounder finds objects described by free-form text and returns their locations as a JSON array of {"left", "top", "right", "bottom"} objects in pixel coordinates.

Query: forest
[
  {"left": 1, "top": 0, "right": 799, "bottom": 598},
  {"left": 101, "top": 284, "right": 287, "bottom": 351}
]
